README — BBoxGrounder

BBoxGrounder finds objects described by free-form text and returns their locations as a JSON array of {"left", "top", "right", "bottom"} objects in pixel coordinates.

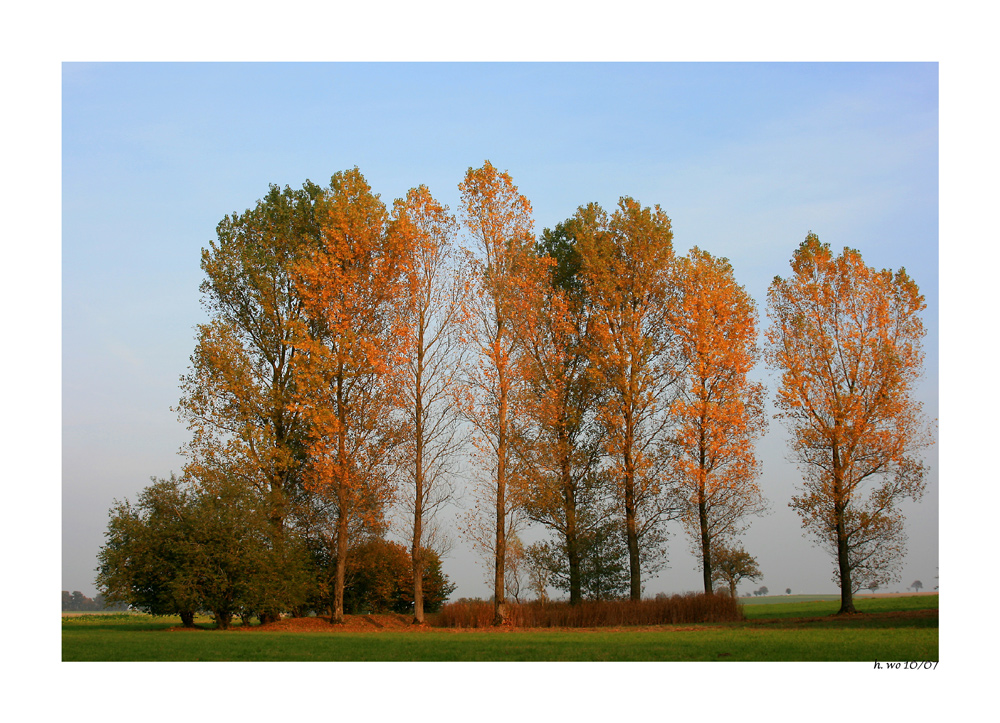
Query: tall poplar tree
[
  {"left": 291, "top": 168, "right": 415, "bottom": 624},
  {"left": 458, "top": 160, "right": 537, "bottom": 625},
  {"left": 517, "top": 209, "right": 606, "bottom": 605},
  {"left": 765, "top": 234, "right": 934, "bottom": 614},
  {"left": 669, "top": 247, "right": 768, "bottom": 594},
  {"left": 177, "top": 181, "right": 323, "bottom": 621},
  {"left": 578, "top": 198, "right": 680, "bottom": 601},
  {"left": 394, "top": 185, "right": 466, "bottom": 624}
]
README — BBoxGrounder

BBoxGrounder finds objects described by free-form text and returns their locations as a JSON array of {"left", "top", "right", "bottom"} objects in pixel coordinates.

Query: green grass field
[{"left": 62, "top": 594, "right": 937, "bottom": 662}]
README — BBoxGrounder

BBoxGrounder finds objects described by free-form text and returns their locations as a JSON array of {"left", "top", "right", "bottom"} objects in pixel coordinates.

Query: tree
[
  {"left": 98, "top": 473, "right": 314, "bottom": 629},
  {"left": 669, "top": 247, "right": 768, "bottom": 594},
  {"left": 458, "top": 160, "right": 537, "bottom": 624},
  {"left": 176, "top": 475, "right": 311, "bottom": 630},
  {"left": 578, "top": 198, "right": 680, "bottom": 600},
  {"left": 96, "top": 475, "right": 202, "bottom": 627},
  {"left": 786, "top": 588, "right": 792, "bottom": 595},
  {"left": 176, "top": 181, "right": 323, "bottom": 622},
  {"left": 291, "top": 168, "right": 415, "bottom": 623},
  {"left": 517, "top": 210, "right": 606, "bottom": 605},
  {"left": 529, "top": 517, "right": 631, "bottom": 601},
  {"left": 911, "top": 580, "right": 923, "bottom": 592},
  {"left": 523, "top": 541, "right": 553, "bottom": 602},
  {"left": 394, "top": 185, "right": 466, "bottom": 624},
  {"left": 338, "top": 538, "right": 456, "bottom": 614},
  {"left": 710, "top": 544, "right": 762, "bottom": 600},
  {"left": 766, "top": 234, "right": 934, "bottom": 614}
]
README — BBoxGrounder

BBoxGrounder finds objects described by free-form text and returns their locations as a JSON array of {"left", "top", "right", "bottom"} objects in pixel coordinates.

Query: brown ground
[{"left": 167, "top": 613, "right": 430, "bottom": 632}]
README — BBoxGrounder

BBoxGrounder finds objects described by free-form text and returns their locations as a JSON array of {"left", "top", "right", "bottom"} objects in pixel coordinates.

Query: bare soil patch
[
  {"left": 165, "top": 613, "right": 426, "bottom": 632},
  {"left": 249, "top": 613, "right": 418, "bottom": 632}
]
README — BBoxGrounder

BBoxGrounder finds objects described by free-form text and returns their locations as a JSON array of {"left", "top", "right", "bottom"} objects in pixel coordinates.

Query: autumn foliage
[
  {"left": 766, "top": 234, "right": 933, "bottom": 614},
  {"left": 101, "top": 165, "right": 934, "bottom": 628},
  {"left": 669, "top": 247, "right": 767, "bottom": 593}
]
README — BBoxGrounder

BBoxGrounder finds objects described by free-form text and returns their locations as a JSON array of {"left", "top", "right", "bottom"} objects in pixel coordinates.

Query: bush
[{"left": 435, "top": 593, "right": 742, "bottom": 628}]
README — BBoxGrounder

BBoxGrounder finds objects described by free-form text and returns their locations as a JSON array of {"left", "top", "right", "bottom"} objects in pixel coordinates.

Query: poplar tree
[
  {"left": 578, "top": 199, "right": 680, "bottom": 600},
  {"left": 766, "top": 234, "right": 934, "bottom": 614},
  {"left": 291, "top": 168, "right": 415, "bottom": 624},
  {"left": 458, "top": 161, "right": 537, "bottom": 624},
  {"left": 669, "top": 247, "right": 767, "bottom": 594}
]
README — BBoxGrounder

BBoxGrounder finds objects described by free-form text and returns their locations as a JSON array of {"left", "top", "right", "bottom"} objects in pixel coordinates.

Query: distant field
[
  {"left": 62, "top": 594, "right": 937, "bottom": 662},
  {"left": 738, "top": 594, "right": 840, "bottom": 605},
  {"left": 738, "top": 591, "right": 938, "bottom": 605}
]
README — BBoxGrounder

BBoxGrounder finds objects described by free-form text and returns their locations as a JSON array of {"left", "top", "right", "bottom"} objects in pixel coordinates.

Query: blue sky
[{"left": 61, "top": 62, "right": 940, "bottom": 606}]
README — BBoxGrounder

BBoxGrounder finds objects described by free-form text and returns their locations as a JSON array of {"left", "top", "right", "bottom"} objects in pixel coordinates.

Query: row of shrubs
[{"left": 435, "top": 593, "right": 743, "bottom": 628}]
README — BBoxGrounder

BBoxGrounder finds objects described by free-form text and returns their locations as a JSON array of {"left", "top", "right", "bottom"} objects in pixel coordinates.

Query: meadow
[{"left": 61, "top": 594, "right": 937, "bottom": 662}]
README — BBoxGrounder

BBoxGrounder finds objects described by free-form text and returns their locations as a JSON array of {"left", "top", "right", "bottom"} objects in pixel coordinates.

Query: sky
[{"left": 61, "top": 61, "right": 940, "bottom": 601}]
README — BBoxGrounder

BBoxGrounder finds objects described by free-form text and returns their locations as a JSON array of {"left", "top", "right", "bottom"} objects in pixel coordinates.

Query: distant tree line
[
  {"left": 62, "top": 590, "right": 128, "bottom": 612},
  {"left": 96, "top": 161, "right": 934, "bottom": 625}
]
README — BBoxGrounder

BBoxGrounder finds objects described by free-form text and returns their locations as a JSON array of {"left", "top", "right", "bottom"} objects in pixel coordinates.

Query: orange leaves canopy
[
  {"left": 766, "top": 233, "right": 932, "bottom": 603},
  {"left": 668, "top": 248, "right": 767, "bottom": 589},
  {"left": 291, "top": 168, "right": 416, "bottom": 518},
  {"left": 766, "top": 234, "right": 930, "bottom": 495}
]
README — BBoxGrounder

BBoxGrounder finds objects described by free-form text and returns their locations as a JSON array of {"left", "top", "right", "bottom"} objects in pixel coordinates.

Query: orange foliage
[
  {"left": 290, "top": 168, "right": 417, "bottom": 622},
  {"left": 766, "top": 233, "right": 933, "bottom": 613},
  {"left": 577, "top": 198, "right": 679, "bottom": 601},
  {"left": 457, "top": 161, "right": 540, "bottom": 624},
  {"left": 668, "top": 247, "right": 767, "bottom": 593}
]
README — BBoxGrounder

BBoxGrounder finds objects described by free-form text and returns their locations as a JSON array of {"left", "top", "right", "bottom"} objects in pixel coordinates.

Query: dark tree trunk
[
  {"left": 700, "top": 496, "right": 712, "bottom": 594},
  {"left": 624, "top": 418, "right": 641, "bottom": 601},
  {"left": 179, "top": 610, "right": 195, "bottom": 628},
  {"left": 332, "top": 506, "right": 348, "bottom": 624},
  {"left": 832, "top": 442, "right": 856, "bottom": 614},
  {"left": 494, "top": 377, "right": 509, "bottom": 626},
  {"left": 561, "top": 426, "right": 582, "bottom": 606},
  {"left": 699, "top": 423, "right": 713, "bottom": 594},
  {"left": 413, "top": 350, "right": 425, "bottom": 625},
  {"left": 332, "top": 370, "right": 348, "bottom": 625},
  {"left": 566, "top": 496, "right": 581, "bottom": 606}
]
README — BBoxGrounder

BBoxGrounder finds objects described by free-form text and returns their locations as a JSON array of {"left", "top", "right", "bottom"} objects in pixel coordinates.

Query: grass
[
  {"left": 741, "top": 594, "right": 937, "bottom": 620},
  {"left": 62, "top": 595, "right": 937, "bottom": 662}
]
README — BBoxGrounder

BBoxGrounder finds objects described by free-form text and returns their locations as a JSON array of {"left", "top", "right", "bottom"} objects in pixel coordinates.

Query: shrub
[{"left": 435, "top": 592, "right": 742, "bottom": 628}]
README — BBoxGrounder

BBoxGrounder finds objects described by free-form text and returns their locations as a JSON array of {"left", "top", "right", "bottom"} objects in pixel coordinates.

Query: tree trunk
[
  {"left": 832, "top": 442, "right": 856, "bottom": 614},
  {"left": 624, "top": 415, "right": 641, "bottom": 602},
  {"left": 562, "top": 428, "right": 582, "bottom": 606},
  {"left": 700, "top": 496, "right": 712, "bottom": 594},
  {"left": 332, "top": 506, "right": 348, "bottom": 624},
  {"left": 566, "top": 495, "right": 581, "bottom": 606},
  {"left": 494, "top": 357, "right": 508, "bottom": 626},
  {"left": 180, "top": 610, "right": 195, "bottom": 628},
  {"left": 835, "top": 501, "right": 855, "bottom": 614},
  {"left": 412, "top": 354, "right": 426, "bottom": 625},
  {"left": 332, "top": 370, "right": 348, "bottom": 625},
  {"left": 625, "top": 495, "right": 641, "bottom": 601},
  {"left": 699, "top": 422, "right": 713, "bottom": 594}
]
